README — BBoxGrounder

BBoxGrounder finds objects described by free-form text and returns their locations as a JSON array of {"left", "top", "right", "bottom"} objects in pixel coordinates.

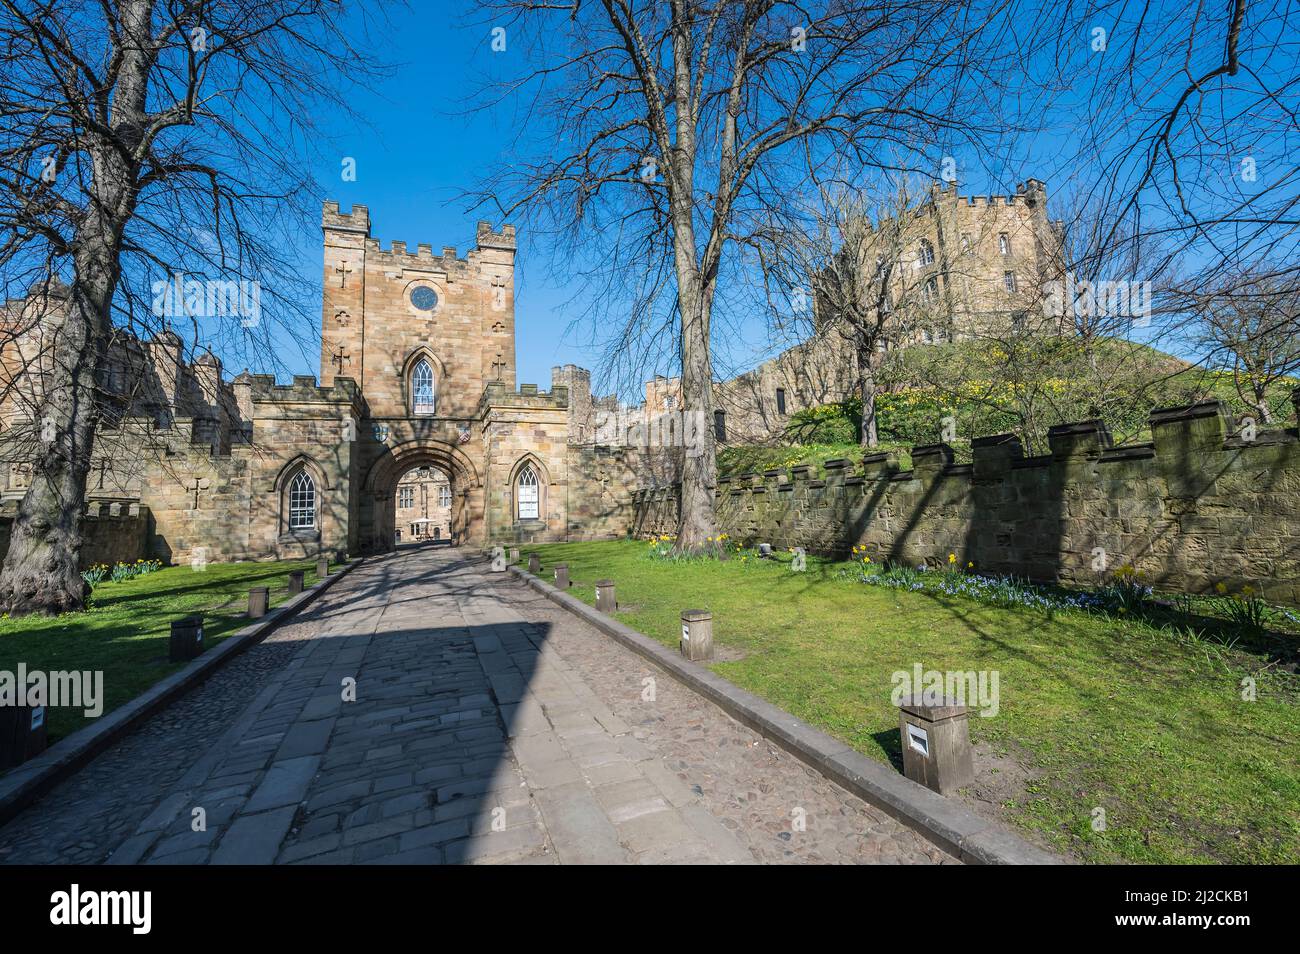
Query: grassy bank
[
  {"left": 523, "top": 539, "right": 1299, "bottom": 865},
  {"left": 0, "top": 559, "right": 330, "bottom": 744}
]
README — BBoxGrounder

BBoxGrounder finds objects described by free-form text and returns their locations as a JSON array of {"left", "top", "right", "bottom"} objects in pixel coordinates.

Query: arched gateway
[{"left": 360, "top": 439, "right": 481, "bottom": 552}]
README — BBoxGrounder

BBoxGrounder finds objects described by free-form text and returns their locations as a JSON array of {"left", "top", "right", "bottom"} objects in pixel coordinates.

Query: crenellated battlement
[
  {"left": 634, "top": 394, "right": 1300, "bottom": 606},
  {"left": 478, "top": 380, "right": 569, "bottom": 414},
  {"left": 322, "top": 201, "right": 370, "bottom": 235},
  {"left": 246, "top": 373, "right": 361, "bottom": 406}
]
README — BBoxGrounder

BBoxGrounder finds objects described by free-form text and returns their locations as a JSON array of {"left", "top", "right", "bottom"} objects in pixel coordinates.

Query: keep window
[
  {"left": 517, "top": 466, "right": 539, "bottom": 520},
  {"left": 713, "top": 409, "right": 727, "bottom": 442},
  {"left": 1004, "top": 271, "right": 1018, "bottom": 293},
  {"left": 288, "top": 471, "right": 316, "bottom": 530},
  {"left": 999, "top": 233, "right": 1010, "bottom": 256},
  {"left": 411, "top": 359, "right": 436, "bottom": 416}
]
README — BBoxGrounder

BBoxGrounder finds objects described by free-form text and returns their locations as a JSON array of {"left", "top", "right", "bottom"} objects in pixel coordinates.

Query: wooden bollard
[
  {"left": 897, "top": 695, "right": 974, "bottom": 795},
  {"left": 169, "top": 614, "right": 205, "bottom": 662},
  {"left": 0, "top": 703, "right": 47, "bottom": 771},
  {"left": 553, "top": 563, "right": 569, "bottom": 589},
  {"left": 680, "top": 609, "right": 713, "bottom": 661},
  {"left": 528, "top": 553, "right": 540, "bottom": 573},
  {"left": 248, "top": 586, "right": 269, "bottom": 619},
  {"left": 287, "top": 569, "right": 305, "bottom": 595},
  {"left": 509, "top": 547, "right": 520, "bottom": 565},
  {"left": 595, "top": 579, "right": 616, "bottom": 613},
  {"left": 317, "top": 556, "right": 329, "bottom": 579}
]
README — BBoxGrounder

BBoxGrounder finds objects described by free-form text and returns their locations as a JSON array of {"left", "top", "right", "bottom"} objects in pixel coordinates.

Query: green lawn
[
  {"left": 0, "top": 559, "right": 332, "bottom": 745},
  {"left": 523, "top": 539, "right": 1300, "bottom": 865}
]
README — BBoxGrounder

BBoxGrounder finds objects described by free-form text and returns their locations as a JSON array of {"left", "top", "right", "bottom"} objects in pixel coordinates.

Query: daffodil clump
[
  {"left": 85, "top": 558, "right": 164, "bottom": 587},
  {"left": 643, "top": 532, "right": 740, "bottom": 563}
]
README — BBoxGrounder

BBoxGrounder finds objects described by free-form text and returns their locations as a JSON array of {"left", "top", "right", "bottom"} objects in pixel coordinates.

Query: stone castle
[
  {"left": 6, "top": 179, "right": 1288, "bottom": 608},
  {"left": 560, "top": 178, "right": 1066, "bottom": 446},
  {"left": 0, "top": 203, "right": 662, "bottom": 565}
]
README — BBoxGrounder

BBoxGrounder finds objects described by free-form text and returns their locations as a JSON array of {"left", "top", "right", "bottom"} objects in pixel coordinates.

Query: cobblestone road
[{"left": 0, "top": 547, "right": 951, "bottom": 865}]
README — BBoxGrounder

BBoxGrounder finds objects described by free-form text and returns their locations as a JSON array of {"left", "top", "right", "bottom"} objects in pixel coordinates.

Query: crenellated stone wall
[
  {"left": 632, "top": 394, "right": 1300, "bottom": 606},
  {"left": 0, "top": 499, "right": 151, "bottom": 569}
]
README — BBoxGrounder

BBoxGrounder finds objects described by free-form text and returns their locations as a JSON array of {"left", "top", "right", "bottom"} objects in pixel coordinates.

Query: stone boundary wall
[
  {"left": 0, "top": 499, "right": 151, "bottom": 570},
  {"left": 632, "top": 395, "right": 1300, "bottom": 607}
]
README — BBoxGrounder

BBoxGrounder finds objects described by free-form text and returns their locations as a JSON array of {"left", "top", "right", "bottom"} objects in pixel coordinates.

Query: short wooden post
[
  {"left": 169, "top": 614, "right": 205, "bottom": 662},
  {"left": 897, "top": 695, "right": 974, "bottom": 795},
  {"left": 287, "top": 570, "right": 305, "bottom": 595},
  {"left": 528, "top": 553, "right": 540, "bottom": 573},
  {"left": 0, "top": 703, "right": 48, "bottom": 771},
  {"left": 316, "top": 556, "right": 329, "bottom": 579},
  {"left": 680, "top": 609, "right": 713, "bottom": 661},
  {"left": 509, "top": 547, "right": 520, "bottom": 565},
  {"left": 248, "top": 586, "right": 269, "bottom": 619},
  {"left": 595, "top": 579, "right": 616, "bottom": 613},
  {"left": 553, "top": 563, "right": 569, "bottom": 589}
]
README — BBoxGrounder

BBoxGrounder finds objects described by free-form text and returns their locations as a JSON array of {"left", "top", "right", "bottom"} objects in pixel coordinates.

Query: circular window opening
[{"left": 410, "top": 286, "right": 439, "bottom": 311}]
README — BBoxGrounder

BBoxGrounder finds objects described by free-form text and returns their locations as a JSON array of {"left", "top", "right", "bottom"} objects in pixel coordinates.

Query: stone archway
[{"left": 359, "top": 438, "right": 482, "bottom": 553}]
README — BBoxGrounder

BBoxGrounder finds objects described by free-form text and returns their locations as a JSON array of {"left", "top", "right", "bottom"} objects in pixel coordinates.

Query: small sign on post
[
  {"left": 169, "top": 614, "right": 205, "bottom": 662},
  {"left": 896, "top": 695, "right": 974, "bottom": 795},
  {"left": 287, "top": 570, "right": 305, "bottom": 595},
  {"left": 595, "top": 579, "right": 616, "bottom": 613},
  {"left": 679, "top": 609, "right": 714, "bottom": 661},
  {"left": 248, "top": 586, "right": 269, "bottom": 619},
  {"left": 553, "top": 563, "right": 569, "bottom": 589}
]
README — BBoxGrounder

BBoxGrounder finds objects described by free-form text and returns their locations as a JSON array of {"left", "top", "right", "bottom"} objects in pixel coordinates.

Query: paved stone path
[{"left": 0, "top": 547, "right": 951, "bottom": 865}]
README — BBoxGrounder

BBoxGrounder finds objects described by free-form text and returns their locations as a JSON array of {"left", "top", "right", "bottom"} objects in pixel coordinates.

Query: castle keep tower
[{"left": 320, "top": 203, "right": 518, "bottom": 416}]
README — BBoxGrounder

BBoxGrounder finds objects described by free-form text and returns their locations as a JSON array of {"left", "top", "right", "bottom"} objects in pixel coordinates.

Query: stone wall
[
  {"left": 0, "top": 499, "right": 150, "bottom": 569},
  {"left": 632, "top": 396, "right": 1300, "bottom": 606}
]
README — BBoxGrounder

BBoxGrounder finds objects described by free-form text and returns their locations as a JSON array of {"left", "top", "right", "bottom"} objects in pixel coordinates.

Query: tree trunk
[
  {"left": 0, "top": 274, "right": 109, "bottom": 615},
  {"left": 857, "top": 332, "right": 878, "bottom": 448},
  {"left": 675, "top": 261, "right": 719, "bottom": 551}
]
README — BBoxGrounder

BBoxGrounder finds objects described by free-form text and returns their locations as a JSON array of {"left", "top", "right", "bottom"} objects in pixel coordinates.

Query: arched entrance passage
[{"left": 360, "top": 439, "right": 481, "bottom": 553}]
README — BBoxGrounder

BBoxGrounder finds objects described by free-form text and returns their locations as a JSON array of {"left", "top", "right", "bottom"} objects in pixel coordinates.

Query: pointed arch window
[
  {"left": 516, "top": 465, "right": 539, "bottom": 520},
  {"left": 412, "top": 359, "right": 436, "bottom": 416},
  {"left": 288, "top": 470, "right": 316, "bottom": 530}
]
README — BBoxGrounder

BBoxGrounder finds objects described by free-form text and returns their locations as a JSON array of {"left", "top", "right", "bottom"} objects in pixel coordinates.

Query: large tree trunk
[{"left": 0, "top": 273, "right": 110, "bottom": 615}]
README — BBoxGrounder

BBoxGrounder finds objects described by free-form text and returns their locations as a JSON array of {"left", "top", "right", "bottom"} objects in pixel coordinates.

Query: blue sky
[{"left": 257, "top": 1, "right": 1294, "bottom": 393}]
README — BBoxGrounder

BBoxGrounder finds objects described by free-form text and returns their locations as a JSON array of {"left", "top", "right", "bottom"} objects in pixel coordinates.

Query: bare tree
[
  {"left": 1046, "top": 1, "right": 1300, "bottom": 306},
  {"left": 1190, "top": 269, "right": 1300, "bottom": 424},
  {"left": 469, "top": 0, "right": 1023, "bottom": 551},
  {"left": 761, "top": 180, "right": 950, "bottom": 447},
  {"left": 0, "top": 0, "right": 390, "bottom": 615}
]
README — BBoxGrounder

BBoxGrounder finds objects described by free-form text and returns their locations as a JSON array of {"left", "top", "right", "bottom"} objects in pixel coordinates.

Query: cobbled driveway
[{"left": 0, "top": 547, "right": 951, "bottom": 865}]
